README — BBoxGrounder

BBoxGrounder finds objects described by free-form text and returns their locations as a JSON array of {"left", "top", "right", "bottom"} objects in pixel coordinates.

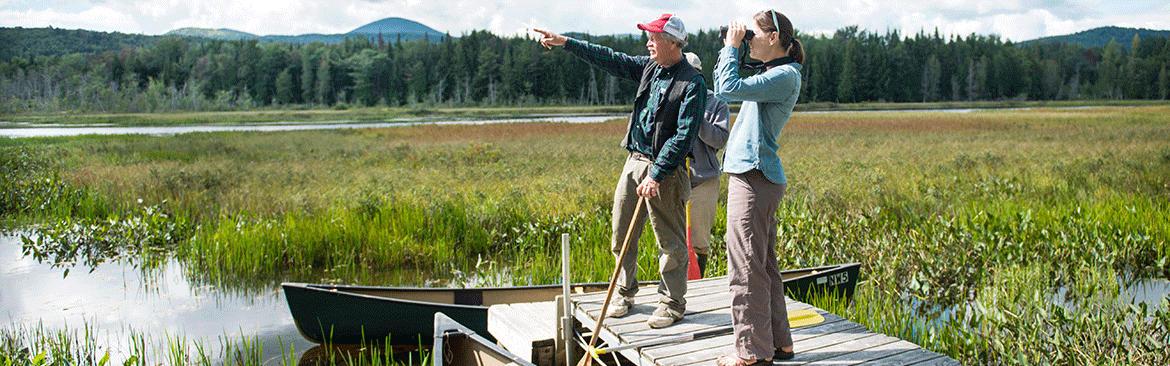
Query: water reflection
[
  {"left": 0, "top": 233, "right": 313, "bottom": 363},
  {"left": 3, "top": 231, "right": 516, "bottom": 364},
  {"left": 1127, "top": 277, "right": 1170, "bottom": 305},
  {"left": 0, "top": 114, "right": 625, "bottom": 138}
]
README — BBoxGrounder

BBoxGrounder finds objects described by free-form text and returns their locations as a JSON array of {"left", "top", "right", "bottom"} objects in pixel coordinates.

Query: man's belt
[{"left": 630, "top": 152, "right": 653, "bottom": 161}]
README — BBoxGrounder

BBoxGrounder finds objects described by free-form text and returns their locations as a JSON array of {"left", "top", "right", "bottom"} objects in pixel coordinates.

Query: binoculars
[{"left": 719, "top": 25, "right": 755, "bottom": 41}]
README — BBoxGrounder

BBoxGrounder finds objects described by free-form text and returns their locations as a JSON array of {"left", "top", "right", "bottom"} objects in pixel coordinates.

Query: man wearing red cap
[{"left": 534, "top": 13, "right": 705, "bottom": 329}]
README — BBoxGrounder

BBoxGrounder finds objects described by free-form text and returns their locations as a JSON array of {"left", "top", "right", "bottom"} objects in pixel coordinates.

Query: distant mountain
[
  {"left": 162, "top": 17, "right": 448, "bottom": 44},
  {"left": 1022, "top": 26, "right": 1170, "bottom": 49},
  {"left": 166, "top": 27, "right": 260, "bottom": 40},
  {"left": 348, "top": 17, "right": 444, "bottom": 37}
]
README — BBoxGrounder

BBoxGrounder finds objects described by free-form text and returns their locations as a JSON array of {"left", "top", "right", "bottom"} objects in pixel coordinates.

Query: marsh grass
[
  {"left": 0, "top": 322, "right": 428, "bottom": 366},
  {"left": 3, "top": 106, "right": 1170, "bottom": 364}
]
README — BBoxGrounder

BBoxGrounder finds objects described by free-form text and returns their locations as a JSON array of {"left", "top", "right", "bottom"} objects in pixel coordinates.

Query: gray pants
[
  {"left": 688, "top": 177, "right": 721, "bottom": 255},
  {"left": 726, "top": 169, "right": 790, "bottom": 359},
  {"left": 611, "top": 154, "right": 690, "bottom": 308}
]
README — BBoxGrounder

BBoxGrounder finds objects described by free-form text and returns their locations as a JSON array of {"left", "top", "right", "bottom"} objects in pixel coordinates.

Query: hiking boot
[
  {"left": 647, "top": 303, "right": 684, "bottom": 328},
  {"left": 696, "top": 253, "right": 709, "bottom": 276},
  {"left": 605, "top": 296, "right": 634, "bottom": 318}
]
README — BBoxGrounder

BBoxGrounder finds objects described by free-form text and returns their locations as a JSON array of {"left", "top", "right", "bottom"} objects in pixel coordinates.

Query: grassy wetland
[{"left": 2, "top": 105, "right": 1170, "bottom": 365}]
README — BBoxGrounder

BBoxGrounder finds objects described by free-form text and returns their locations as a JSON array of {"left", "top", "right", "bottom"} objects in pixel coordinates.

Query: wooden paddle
[
  {"left": 579, "top": 196, "right": 645, "bottom": 366},
  {"left": 685, "top": 160, "right": 701, "bottom": 280}
]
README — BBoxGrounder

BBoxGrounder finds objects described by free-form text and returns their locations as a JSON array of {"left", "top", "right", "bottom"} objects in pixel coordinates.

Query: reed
[
  {"left": 0, "top": 322, "right": 430, "bottom": 366},
  {"left": 3, "top": 106, "right": 1170, "bottom": 363}
]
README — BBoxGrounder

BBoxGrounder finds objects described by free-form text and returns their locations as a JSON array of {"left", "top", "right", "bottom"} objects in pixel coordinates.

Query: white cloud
[
  {"left": 990, "top": 10, "right": 1053, "bottom": 41},
  {"left": 0, "top": 0, "right": 1166, "bottom": 41},
  {"left": 0, "top": 5, "right": 138, "bottom": 33}
]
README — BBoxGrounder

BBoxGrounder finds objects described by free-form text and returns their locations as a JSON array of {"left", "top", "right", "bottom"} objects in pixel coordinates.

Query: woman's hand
[{"left": 723, "top": 21, "right": 747, "bottom": 49}]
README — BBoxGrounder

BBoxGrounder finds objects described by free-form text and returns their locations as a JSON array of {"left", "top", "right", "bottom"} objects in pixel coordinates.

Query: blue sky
[{"left": 1, "top": 0, "right": 1168, "bottom": 42}]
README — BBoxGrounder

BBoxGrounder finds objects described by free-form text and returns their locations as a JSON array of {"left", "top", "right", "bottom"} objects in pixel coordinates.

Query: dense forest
[
  {"left": 2, "top": 25, "right": 1169, "bottom": 114},
  {"left": 0, "top": 27, "right": 173, "bottom": 61}
]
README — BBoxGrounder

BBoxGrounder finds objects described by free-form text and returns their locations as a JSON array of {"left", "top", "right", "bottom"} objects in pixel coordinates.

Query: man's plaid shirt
[{"left": 564, "top": 38, "right": 705, "bottom": 182}]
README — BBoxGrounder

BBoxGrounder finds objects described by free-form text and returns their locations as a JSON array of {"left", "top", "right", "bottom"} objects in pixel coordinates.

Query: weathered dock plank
[
  {"left": 856, "top": 344, "right": 947, "bottom": 366},
  {"left": 489, "top": 301, "right": 558, "bottom": 365},
  {"left": 566, "top": 276, "right": 962, "bottom": 366},
  {"left": 908, "top": 354, "right": 965, "bottom": 366},
  {"left": 487, "top": 275, "right": 961, "bottom": 366},
  {"left": 775, "top": 333, "right": 897, "bottom": 365}
]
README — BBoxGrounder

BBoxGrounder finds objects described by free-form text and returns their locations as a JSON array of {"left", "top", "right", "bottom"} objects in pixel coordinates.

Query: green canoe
[{"left": 282, "top": 262, "right": 860, "bottom": 345}]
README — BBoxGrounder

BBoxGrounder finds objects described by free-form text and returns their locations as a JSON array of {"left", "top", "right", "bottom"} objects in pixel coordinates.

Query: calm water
[
  {"left": 4, "top": 227, "right": 1168, "bottom": 363},
  {"left": 0, "top": 114, "right": 624, "bottom": 138},
  {"left": 0, "top": 107, "right": 1073, "bottom": 138},
  {"left": 0, "top": 233, "right": 314, "bottom": 363}
]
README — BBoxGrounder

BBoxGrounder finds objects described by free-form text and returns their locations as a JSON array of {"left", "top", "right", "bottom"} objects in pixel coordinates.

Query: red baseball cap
[{"left": 637, "top": 14, "right": 687, "bottom": 41}]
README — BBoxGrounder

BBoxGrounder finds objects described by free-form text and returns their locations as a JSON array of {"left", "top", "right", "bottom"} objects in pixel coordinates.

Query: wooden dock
[{"left": 490, "top": 276, "right": 961, "bottom": 366}]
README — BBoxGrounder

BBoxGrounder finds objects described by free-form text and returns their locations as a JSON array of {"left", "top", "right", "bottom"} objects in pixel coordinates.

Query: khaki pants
[
  {"left": 611, "top": 154, "right": 690, "bottom": 308},
  {"left": 688, "top": 177, "right": 721, "bottom": 255},
  {"left": 726, "top": 169, "right": 790, "bottom": 359}
]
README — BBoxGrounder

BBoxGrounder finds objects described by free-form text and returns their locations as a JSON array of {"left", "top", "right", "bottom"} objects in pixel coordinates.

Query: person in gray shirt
[{"left": 683, "top": 52, "right": 730, "bottom": 277}]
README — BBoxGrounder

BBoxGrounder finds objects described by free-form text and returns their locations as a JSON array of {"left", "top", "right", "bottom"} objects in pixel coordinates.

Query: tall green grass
[
  {"left": 0, "top": 322, "right": 429, "bottom": 366},
  {"left": 3, "top": 106, "right": 1170, "bottom": 364}
]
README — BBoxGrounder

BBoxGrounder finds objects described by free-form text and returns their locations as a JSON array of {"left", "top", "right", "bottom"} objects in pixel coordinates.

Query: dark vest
[{"left": 623, "top": 59, "right": 703, "bottom": 159}]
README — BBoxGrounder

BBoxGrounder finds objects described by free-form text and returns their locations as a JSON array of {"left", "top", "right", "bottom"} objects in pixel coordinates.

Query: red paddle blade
[{"left": 686, "top": 225, "right": 701, "bottom": 280}]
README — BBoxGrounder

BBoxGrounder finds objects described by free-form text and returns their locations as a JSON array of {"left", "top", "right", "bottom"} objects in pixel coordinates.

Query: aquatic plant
[
  {"left": 0, "top": 146, "right": 89, "bottom": 220},
  {"left": 20, "top": 202, "right": 193, "bottom": 276},
  {"left": 3, "top": 106, "right": 1169, "bottom": 364},
  {"left": 0, "top": 322, "right": 429, "bottom": 366}
]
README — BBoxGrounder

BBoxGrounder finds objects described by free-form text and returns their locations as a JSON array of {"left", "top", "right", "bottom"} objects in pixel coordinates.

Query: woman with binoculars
[{"left": 714, "top": 9, "right": 805, "bottom": 366}]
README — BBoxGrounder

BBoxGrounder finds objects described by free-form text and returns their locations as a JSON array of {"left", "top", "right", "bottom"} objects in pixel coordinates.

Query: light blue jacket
[{"left": 713, "top": 46, "right": 802, "bottom": 185}]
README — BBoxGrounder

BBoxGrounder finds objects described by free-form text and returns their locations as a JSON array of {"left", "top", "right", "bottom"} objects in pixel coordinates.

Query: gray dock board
[
  {"left": 782, "top": 334, "right": 909, "bottom": 365},
  {"left": 908, "top": 354, "right": 964, "bottom": 366},
  {"left": 486, "top": 275, "right": 962, "bottom": 366},
  {"left": 772, "top": 333, "right": 886, "bottom": 364},
  {"left": 858, "top": 345, "right": 946, "bottom": 366},
  {"left": 489, "top": 301, "right": 556, "bottom": 364}
]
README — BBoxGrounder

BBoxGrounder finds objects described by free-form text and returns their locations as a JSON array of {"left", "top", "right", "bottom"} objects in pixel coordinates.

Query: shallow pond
[
  {"left": 5, "top": 225, "right": 1167, "bottom": 364},
  {"left": 0, "top": 107, "right": 1070, "bottom": 138},
  {"left": 1, "top": 233, "right": 314, "bottom": 363}
]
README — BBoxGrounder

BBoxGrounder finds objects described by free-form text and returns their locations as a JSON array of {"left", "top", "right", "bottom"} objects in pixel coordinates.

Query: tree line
[{"left": 2, "top": 26, "right": 1169, "bottom": 114}]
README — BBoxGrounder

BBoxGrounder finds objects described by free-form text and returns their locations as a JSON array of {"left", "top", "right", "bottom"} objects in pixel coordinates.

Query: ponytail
[{"left": 789, "top": 38, "right": 805, "bottom": 65}]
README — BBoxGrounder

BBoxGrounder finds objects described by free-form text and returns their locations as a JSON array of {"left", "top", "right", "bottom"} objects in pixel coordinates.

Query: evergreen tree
[
  {"left": 1101, "top": 39, "right": 1126, "bottom": 99},
  {"left": 921, "top": 54, "right": 942, "bottom": 102},
  {"left": 299, "top": 46, "right": 318, "bottom": 105},
  {"left": 1159, "top": 65, "right": 1169, "bottom": 99},
  {"left": 837, "top": 39, "right": 858, "bottom": 103},
  {"left": 316, "top": 56, "right": 333, "bottom": 105},
  {"left": 275, "top": 67, "right": 295, "bottom": 105},
  {"left": 3, "top": 24, "right": 1170, "bottom": 112},
  {"left": 472, "top": 42, "right": 500, "bottom": 103}
]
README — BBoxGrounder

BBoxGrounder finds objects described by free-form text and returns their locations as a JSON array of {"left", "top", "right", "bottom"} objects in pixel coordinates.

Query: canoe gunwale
[{"left": 283, "top": 263, "right": 861, "bottom": 345}]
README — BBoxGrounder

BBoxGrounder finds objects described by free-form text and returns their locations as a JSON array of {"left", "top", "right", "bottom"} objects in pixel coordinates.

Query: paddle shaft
[
  {"left": 685, "top": 159, "right": 700, "bottom": 280},
  {"left": 581, "top": 197, "right": 645, "bottom": 366}
]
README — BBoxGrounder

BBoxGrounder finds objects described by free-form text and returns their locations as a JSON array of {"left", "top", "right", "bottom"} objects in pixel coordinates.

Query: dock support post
[{"left": 557, "top": 233, "right": 577, "bottom": 366}]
